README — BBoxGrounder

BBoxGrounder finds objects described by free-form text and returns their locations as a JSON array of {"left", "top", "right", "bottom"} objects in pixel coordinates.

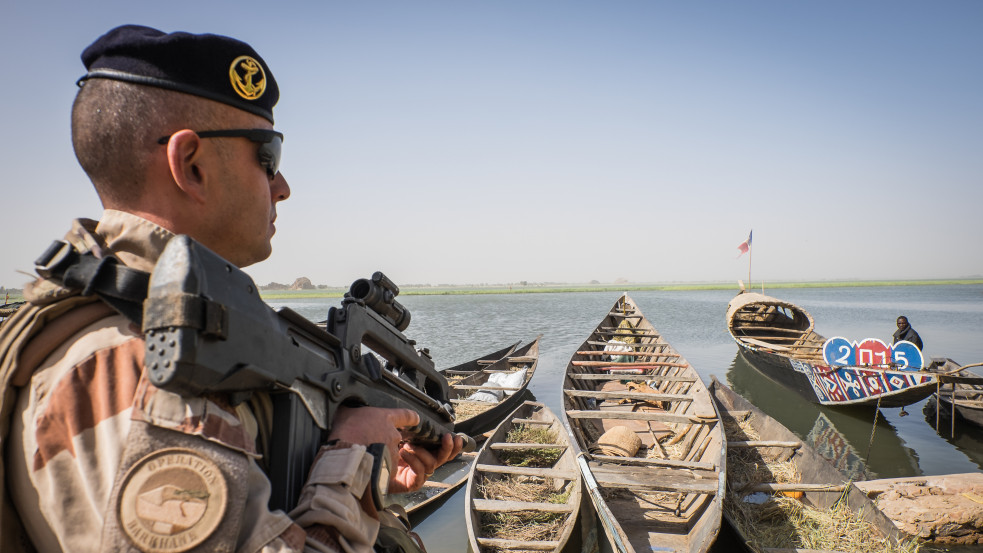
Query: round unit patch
[
  {"left": 119, "top": 448, "right": 228, "bottom": 553},
  {"left": 229, "top": 55, "right": 267, "bottom": 100}
]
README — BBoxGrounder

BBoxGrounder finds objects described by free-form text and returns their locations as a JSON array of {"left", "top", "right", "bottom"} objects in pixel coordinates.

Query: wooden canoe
[
  {"left": 561, "top": 294, "right": 725, "bottom": 553},
  {"left": 466, "top": 400, "right": 582, "bottom": 553},
  {"left": 709, "top": 376, "right": 906, "bottom": 552},
  {"left": 440, "top": 340, "right": 521, "bottom": 379},
  {"left": 386, "top": 343, "right": 524, "bottom": 516},
  {"left": 924, "top": 358, "right": 983, "bottom": 430},
  {"left": 726, "top": 291, "right": 937, "bottom": 407},
  {"left": 451, "top": 335, "right": 541, "bottom": 437}
]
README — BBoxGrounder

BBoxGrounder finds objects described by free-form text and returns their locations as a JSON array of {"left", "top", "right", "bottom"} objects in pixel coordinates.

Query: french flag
[{"left": 737, "top": 230, "right": 752, "bottom": 257}]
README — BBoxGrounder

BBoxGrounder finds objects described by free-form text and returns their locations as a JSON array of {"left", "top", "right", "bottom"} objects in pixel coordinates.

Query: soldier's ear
[{"left": 163, "top": 130, "right": 207, "bottom": 204}]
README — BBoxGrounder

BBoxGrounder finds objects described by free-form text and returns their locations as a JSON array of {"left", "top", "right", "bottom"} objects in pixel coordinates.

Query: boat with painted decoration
[{"left": 726, "top": 291, "right": 937, "bottom": 407}]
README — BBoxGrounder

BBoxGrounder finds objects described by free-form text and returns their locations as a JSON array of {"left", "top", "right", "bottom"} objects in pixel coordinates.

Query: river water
[{"left": 268, "top": 284, "right": 983, "bottom": 552}]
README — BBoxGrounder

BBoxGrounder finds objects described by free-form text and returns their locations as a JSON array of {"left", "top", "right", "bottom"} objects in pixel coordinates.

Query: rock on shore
[{"left": 856, "top": 473, "right": 983, "bottom": 545}]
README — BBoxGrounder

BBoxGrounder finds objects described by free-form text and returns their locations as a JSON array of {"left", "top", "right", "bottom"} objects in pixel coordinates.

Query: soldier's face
[{"left": 207, "top": 114, "right": 290, "bottom": 267}]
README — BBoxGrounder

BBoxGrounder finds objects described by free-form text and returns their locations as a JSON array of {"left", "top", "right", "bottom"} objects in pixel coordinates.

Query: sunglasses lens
[{"left": 257, "top": 135, "right": 281, "bottom": 177}]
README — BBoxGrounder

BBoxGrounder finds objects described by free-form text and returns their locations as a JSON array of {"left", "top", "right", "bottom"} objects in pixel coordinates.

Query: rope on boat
[{"left": 862, "top": 395, "right": 883, "bottom": 472}]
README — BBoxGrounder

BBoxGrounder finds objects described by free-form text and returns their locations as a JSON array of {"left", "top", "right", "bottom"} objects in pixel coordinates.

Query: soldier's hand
[
  {"left": 327, "top": 406, "right": 420, "bottom": 469},
  {"left": 389, "top": 432, "right": 464, "bottom": 494}
]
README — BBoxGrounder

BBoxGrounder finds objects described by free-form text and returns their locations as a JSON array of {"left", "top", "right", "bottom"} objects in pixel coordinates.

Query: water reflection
[
  {"left": 923, "top": 401, "right": 983, "bottom": 470},
  {"left": 727, "top": 351, "right": 922, "bottom": 479}
]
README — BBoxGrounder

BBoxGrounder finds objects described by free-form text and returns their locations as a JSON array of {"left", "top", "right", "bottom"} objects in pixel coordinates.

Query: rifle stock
[{"left": 142, "top": 235, "right": 463, "bottom": 511}]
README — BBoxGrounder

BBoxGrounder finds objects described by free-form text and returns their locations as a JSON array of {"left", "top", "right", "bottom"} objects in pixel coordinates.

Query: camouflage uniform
[{"left": 1, "top": 210, "right": 380, "bottom": 553}]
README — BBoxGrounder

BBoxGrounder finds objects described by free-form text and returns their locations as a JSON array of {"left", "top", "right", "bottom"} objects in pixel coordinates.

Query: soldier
[{"left": 0, "top": 25, "right": 461, "bottom": 553}]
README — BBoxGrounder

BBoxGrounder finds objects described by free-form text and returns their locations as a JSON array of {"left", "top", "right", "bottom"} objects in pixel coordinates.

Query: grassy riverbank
[
  {"left": 3, "top": 279, "right": 978, "bottom": 303},
  {"left": 258, "top": 279, "right": 983, "bottom": 300}
]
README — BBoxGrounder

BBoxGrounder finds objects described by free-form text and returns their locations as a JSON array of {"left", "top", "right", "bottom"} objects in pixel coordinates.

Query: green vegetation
[{"left": 258, "top": 279, "right": 983, "bottom": 300}]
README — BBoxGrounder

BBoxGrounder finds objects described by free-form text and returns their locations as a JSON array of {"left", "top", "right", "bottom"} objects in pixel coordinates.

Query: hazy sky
[{"left": 3, "top": 1, "right": 981, "bottom": 289}]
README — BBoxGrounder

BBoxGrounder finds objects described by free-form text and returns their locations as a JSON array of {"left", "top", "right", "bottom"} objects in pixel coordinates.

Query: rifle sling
[{"left": 34, "top": 239, "right": 149, "bottom": 325}]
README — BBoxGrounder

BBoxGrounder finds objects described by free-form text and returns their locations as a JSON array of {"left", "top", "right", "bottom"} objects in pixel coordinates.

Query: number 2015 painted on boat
[{"left": 822, "top": 337, "right": 923, "bottom": 370}]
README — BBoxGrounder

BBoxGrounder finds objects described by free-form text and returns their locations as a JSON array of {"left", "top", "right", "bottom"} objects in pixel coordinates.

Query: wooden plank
[
  {"left": 593, "top": 334, "right": 660, "bottom": 341},
  {"left": 588, "top": 465, "right": 719, "bottom": 495},
  {"left": 728, "top": 440, "right": 801, "bottom": 449},
  {"left": 476, "top": 464, "right": 578, "bottom": 479},
  {"left": 565, "top": 409, "right": 714, "bottom": 425},
  {"left": 475, "top": 537, "right": 559, "bottom": 550},
  {"left": 740, "top": 337, "right": 791, "bottom": 351},
  {"left": 572, "top": 360, "right": 691, "bottom": 368},
  {"left": 742, "top": 482, "right": 847, "bottom": 493},
  {"left": 732, "top": 325, "right": 803, "bottom": 333},
  {"left": 490, "top": 443, "right": 566, "bottom": 451},
  {"left": 471, "top": 499, "right": 574, "bottom": 513},
  {"left": 588, "top": 453, "right": 716, "bottom": 472},
  {"left": 575, "top": 350, "right": 680, "bottom": 358},
  {"left": 586, "top": 340, "right": 675, "bottom": 352},
  {"left": 511, "top": 417, "right": 551, "bottom": 425},
  {"left": 568, "top": 374, "right": 696, "bottom": 383},
  {"left": 607, "top": 312, "right": 642, "bottom": 318},
  {"left": 564, "top": 389, "right": 693, "bottom": 403},
  {"left": 422, "top": 480, "right": 455, "bottom": 489}
]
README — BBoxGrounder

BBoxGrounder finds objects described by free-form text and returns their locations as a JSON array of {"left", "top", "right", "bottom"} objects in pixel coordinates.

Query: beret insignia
[
  {"left": 119, "top": 448, "right": 228, "bottom": 553},
  {"left": 230, "top": 55, "right": 266, "bottom": 101}
]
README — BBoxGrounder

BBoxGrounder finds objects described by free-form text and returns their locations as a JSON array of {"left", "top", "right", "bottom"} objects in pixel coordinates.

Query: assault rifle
[{"left": 141, "top": 235, "right": 469, "bottom": 511}]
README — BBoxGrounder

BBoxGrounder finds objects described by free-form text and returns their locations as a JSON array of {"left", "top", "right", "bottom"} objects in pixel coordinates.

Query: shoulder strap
[{"left": 34, "top": 240, "right": 149, "bottom": 324}]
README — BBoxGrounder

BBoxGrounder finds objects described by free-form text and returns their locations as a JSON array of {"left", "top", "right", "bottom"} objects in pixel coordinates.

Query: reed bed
[
  {"left": 475, "top": 420, "right": 571, "bottom": 551},
  {"left": 454, "top": 401, "right": 492, "bottom": 421},
  {"left": 476, "top": 476, "right": 571, "bottom": 549},
  {"left": 496, "top": 424, "right": 562, "bottom": 467}
]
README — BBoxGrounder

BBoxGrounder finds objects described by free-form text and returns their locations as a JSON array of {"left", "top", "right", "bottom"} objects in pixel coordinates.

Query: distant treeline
[{"left": 258, "top": 279, "right": 983, "bottom": 300}]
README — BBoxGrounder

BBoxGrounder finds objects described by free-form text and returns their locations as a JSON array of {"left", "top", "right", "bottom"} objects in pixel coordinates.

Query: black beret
[{"left": 79, "top": 25, "right": 279, "bottom": 123}]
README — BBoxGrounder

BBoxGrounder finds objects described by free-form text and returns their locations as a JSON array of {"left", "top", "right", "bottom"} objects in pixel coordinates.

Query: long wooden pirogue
[
  {"left": 924, "top": 358, "right": 983, "bottom": 430},
  {"left": 727, "top": 291, "right": 937, "bottom": 407},
  {"left": 466, "top": 401, "right": 582, "bottom": 553},
  {"left": 561, "top": 294, "right": 724, "bottom": 553},
  {"left": 389, "top": 342, "right": 525, "bottom": 515},
  {"left": 450, "top": 335, "right": 541, "bottom": 437},
  {"left": 709, "top": 376, "right": 907, "bottom": 552},
  {"left": 440, "top": 341, "right": 521, "bottom": 379}
]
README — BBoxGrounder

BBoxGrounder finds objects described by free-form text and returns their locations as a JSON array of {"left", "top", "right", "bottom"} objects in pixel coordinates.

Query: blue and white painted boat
[{"left": 726, "top": 291, "right": 937, "bottom": 408}]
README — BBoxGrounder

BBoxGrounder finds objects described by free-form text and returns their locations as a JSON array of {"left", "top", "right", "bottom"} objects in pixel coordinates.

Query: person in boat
[
  {"left": 893, "top": 315, "right": 924, "bottom": 350},
  {"left": 0, "top": 25, "right": 461, "bottom": 553}
]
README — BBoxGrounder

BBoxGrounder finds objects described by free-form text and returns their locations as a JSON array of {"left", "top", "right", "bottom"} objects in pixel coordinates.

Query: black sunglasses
[{"left": 157, "top": 129, "right": 284, "bottom": 178}]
